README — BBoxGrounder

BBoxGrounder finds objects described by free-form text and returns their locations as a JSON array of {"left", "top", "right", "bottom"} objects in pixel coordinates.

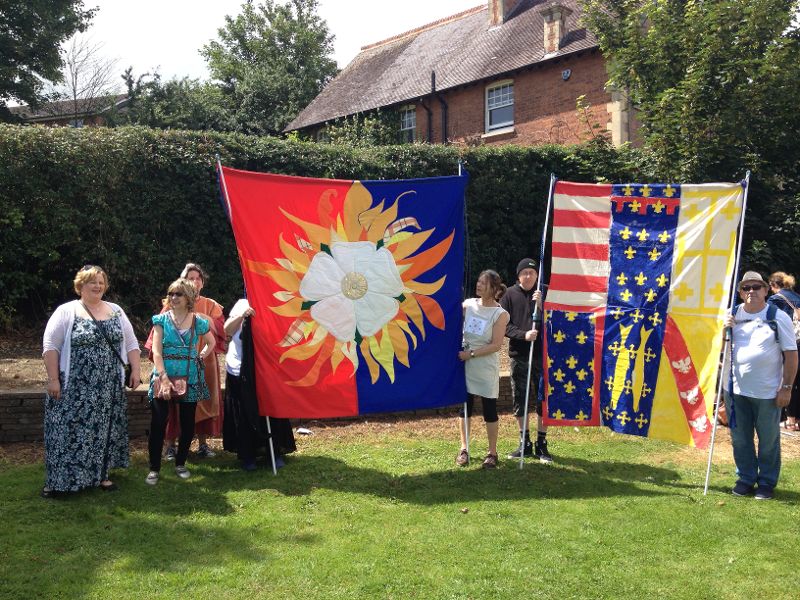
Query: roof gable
[{"left": 287, "top": 0, "right": 595, "bottom": 131}]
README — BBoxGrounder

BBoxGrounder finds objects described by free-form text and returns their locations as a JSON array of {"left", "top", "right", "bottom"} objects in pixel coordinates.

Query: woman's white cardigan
[{"left": 42, "top": 300, "right": 139, "bottom": 388}]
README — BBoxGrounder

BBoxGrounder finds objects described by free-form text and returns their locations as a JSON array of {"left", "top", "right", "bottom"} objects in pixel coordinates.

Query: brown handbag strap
[
  {"left": 184, "top": 315, "right": 195, "bottom": 378},
  {"left": 776, "top": 293, "right": 799, "bottom": 314}
]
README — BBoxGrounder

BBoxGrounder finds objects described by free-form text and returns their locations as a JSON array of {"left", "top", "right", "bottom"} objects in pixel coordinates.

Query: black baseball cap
[{"left": 516, "top": 258, "right": 538, "bottom": 275}]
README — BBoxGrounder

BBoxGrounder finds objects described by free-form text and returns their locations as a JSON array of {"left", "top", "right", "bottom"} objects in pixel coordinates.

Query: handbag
[
  {"left": 153, "top": 315, "right": 195, "bottom": 401},
  {"left": 82, "top": 302, "right": 134, "bottom": 388}
]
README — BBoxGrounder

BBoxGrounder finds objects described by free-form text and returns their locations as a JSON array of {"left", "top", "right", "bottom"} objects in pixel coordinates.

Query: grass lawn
[{"left": 1, "top": 416, "right": 798, "bottom": 600}]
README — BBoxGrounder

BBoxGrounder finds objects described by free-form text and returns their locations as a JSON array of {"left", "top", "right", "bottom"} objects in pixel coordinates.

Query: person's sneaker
[
  {"left": 732, "top": 481, "right": 754, "bottom": 497},
  {"left": 242, "top": 459, "right": 257, "bottom": 472},
  {"left": 535, "top": 439, "right": 554, "bottom": 463},
  {"left": 175, "top": 466, "right": 191, "bottom": 480},
  {"left": 274, "top": 455, "right": 286, "bottom": 469},
  {"left": 482, "top": 453, "right": 498, "bottom": 469},
  {"left": 164, "top": 446, "right": 176, "bottom": 461},
  {"left": 145, "top": 471, "right": 159, "bottom": 486},
  {"left": 754, "top": 486, "right": 774, "bottom": 500},
  {"left": 508, "top": 441, "right": 534, "bottom": 459},
  {"left": 455, "top": 449, "right": 469, "bottom": 466},
  {"left": 196, "top": 443, "right": 216, "bottom": 458}
]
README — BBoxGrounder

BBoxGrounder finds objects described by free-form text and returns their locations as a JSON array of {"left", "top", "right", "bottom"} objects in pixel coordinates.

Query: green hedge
[{"left": 7, "top": 124, "right": 788, "bottom": 333}]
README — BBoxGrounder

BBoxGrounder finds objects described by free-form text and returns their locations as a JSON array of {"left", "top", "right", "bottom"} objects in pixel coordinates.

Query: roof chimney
[
  {"left": 488, "top": 0, "right": 522, "bottom": 26},
  {"left": 539, "top": 4, "right": 573, "bottom": 54}
]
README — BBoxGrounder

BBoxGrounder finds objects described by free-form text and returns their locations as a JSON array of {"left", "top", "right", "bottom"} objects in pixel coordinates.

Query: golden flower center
[{"left": 341, "top": 272, "right": 368, "bottom": 300}]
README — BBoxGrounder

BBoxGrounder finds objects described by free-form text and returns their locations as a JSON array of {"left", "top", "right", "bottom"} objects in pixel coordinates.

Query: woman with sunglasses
[
  {"left": 41, "top": 265, "right": 140, "bottom": 498},
  {"left": 157, "top": 263, "right": 225, "bottom": 460},
  {"left": 146, "top": 278, "right": 216, "bottom": 485}
]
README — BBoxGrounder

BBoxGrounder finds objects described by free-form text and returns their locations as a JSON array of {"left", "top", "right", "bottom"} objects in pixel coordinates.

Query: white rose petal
[
  {"left": 310, "top": 296, "right": 357, "bottom": 342},
  {"left": 299, "top": 253, "right": 344, "bottom": 300},
  {"left": 354, "top": 293, "right": 400, "bottom": 337}
]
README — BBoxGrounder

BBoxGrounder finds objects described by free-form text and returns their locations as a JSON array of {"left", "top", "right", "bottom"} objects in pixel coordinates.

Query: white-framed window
[
  {"left": 485, "top": 81, "right": 514, "bottom": 132},
  {"left": 399, "top": 106, "right": 416, "bottom": 143}
]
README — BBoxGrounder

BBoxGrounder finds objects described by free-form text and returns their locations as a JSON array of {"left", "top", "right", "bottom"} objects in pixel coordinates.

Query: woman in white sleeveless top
[{"left": 456, "top": 270, "right": 509, "bottom": 469}]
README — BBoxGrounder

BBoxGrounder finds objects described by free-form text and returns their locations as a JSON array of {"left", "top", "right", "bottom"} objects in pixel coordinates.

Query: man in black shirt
[{"left": 500, "top": 258, "right": 553, "bottom": 462}]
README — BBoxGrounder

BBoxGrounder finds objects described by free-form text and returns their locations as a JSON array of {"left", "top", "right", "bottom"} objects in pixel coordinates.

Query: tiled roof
[
  {"left": 286, "top": 0, "right": 596, "bottom": 131},
  {"left": 9, "top": 94, "right": 128, "bottom": 121}
]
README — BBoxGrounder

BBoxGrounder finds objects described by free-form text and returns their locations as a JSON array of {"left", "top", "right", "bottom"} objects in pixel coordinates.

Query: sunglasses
[
  {"left": 167, "top": 291, "right": 185, "bottom": 298},
  {"left": 740, "top": 285, "right": 764, "bottom": 292}
]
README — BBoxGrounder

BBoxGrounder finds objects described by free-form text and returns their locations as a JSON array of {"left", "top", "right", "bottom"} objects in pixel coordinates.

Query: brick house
[
  {"left": 286, "top": 0, "right": 633, "bottom": 147},
  {"left": 9, "top": 94, "right": 128, "bottom": 128}
]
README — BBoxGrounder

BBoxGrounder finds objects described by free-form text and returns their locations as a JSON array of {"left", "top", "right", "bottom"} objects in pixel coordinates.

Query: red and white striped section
[{"left": 547, "top": 182, "right": 612, "bottom": 309}]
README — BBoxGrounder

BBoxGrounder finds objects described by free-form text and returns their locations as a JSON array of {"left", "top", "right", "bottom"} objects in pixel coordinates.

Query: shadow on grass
[
  {"left": 4, "top": 446, "right": 799, "bottom": 597},
  {"left": 701, "top": 482, "right": 800, "bottom": 501},
  {"left": 235, "top": 454, "right": 800, "bottom": 505},
  {"left": 203, "top": 452, "right": 689, "bottom": 504}
]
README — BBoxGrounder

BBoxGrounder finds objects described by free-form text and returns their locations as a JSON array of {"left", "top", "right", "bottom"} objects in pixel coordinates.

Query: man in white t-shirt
[{"left": 724, "top": 271, "right": 798, "bottom": 500}]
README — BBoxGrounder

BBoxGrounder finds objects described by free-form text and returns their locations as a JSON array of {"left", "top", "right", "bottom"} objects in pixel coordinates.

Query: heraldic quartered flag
[
  {"left": 220, "top": 166, "right": 467, "bottom": 419},
  {"left": 542, "top": 181, "right": 744, "bottom": 447}
]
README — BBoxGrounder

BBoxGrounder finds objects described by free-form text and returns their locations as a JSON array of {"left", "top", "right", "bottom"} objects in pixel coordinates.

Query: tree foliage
[
  {"left": 113, "top": 72, "right": 236, "bottom": 132},
  {"left": 0, "top": 125, "right": 641, "bottom": 330},
  {"left": 317, "top": 110, "right": 402, "bottom": 147},
  {"left": 0, "top": 0, "right": 95, "bottom": 119},
  {"left": 580, "top": 0, "right": 800, "bottom": 270},
  {"left": 201, "top": 0, "right": 338, "bottom": 135},
  {"left": 581, "top": 0, "right": 800, "bottom": 180}
]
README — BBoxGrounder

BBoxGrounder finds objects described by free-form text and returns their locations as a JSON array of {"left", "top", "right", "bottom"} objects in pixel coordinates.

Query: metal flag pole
[
  {"left": 463, "top": 403, "right": 471, "bottom": 466},
  {"left": 519, "top": 174, "right": 557, "bottom": 469},
  {"left": 459, "top": 157, "right": 471, "bottom": 465},
  {"left": 216, "top": 155, "right": 233, "bottom": 225},
  {"left": 703, "top": 170, "right": 751, "bottom": 495},
  {"left": 266, "top": 416, "right": 278, "bottom": 476}
]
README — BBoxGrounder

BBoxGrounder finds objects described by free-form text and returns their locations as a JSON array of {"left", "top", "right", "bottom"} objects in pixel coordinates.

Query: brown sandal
[
  {"left": 482, "top": 453, "right": 498, "bottom": 469},
  {"left": 455, "top": 449, "right": 469, "bottom": 466}
]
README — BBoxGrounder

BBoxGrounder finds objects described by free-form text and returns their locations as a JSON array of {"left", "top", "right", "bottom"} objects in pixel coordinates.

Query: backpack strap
[{"left": 765, "top": 303, "right": 780, "bottom": 343}]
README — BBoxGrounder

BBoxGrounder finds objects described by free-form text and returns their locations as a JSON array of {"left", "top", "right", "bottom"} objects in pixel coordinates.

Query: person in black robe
[{"left": 223, "top": 300, "right": 296, "bottom": 470}]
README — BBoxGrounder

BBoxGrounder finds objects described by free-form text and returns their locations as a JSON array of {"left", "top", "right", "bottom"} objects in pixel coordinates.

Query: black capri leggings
[
  {"left": 149, "top": 399, "right": 197, "bottom": 471},
  {"left": 462, "top": 395, "right": 499, "bottom": 423}
]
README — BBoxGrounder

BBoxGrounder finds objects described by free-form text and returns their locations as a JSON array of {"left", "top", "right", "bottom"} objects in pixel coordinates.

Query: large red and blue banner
[
  {"left": 221, "top": 167, "right": 467, "bottom": 418},
  {"left": 543, "top": 181, "right": 744, "bottom": 447}
]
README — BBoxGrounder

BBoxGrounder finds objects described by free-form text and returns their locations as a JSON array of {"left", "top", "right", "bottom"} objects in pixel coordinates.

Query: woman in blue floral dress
[
  {"left": 146, "top": 278, "right": 215, "bottom": 485},
  {"left": 41, "top": 266, "right": 141, "bottom": 497}
]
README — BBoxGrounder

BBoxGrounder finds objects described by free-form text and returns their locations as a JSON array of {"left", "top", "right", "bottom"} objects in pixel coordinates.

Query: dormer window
[{"left": 486, "top": 81, "right": 514, "bottom": 132}]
